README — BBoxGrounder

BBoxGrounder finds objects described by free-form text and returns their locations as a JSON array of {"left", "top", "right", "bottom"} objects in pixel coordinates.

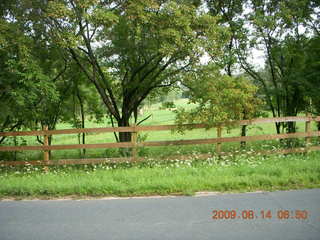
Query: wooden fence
[{"left": 0, "top": 116, "right": 320, "bottom": 166}]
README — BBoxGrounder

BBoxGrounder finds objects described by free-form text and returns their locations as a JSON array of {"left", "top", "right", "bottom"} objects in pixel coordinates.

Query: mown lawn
[{"left": 1, "top": 151, "right": 319, "bottom": 199}]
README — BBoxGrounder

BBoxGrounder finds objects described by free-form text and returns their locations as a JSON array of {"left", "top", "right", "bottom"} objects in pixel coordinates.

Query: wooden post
[
  {"left": 305, "top": 113, "right": 311, "bottom": 150},
  {"left": 43, "top": 125, "right": 49, "bottom": 170},
  {"left": 216, "top": 126, "right": 222, "bottom": 156},
  {"left": 131, "top": 124, "right": 138, "bottom": 162}
]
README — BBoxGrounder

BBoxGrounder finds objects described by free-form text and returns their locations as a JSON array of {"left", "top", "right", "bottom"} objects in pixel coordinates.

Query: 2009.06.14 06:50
[{"left": 212, "top": 209, "right": 309, "bottom": 220}]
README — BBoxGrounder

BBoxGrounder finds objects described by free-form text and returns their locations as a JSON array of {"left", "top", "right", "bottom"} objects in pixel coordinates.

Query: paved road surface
[{"left": 0, "top": 189, "right": 320, "bottom": 240}]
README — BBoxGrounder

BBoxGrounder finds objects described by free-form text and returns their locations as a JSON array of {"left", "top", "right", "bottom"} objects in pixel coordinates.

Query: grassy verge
[{"left": 1, "top": 151, "right": 319, "bottom": 199}]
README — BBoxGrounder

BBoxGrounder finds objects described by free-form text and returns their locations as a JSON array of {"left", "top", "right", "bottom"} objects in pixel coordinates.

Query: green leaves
[
  {"left": 175, "top": 65, "right": 263, "bottom": 131},
  {"left": 90, "top": 8, "right": 118, "bottom": 26},
  {"left": 1, "top": 0, "right": 227, "bottom": 138}
]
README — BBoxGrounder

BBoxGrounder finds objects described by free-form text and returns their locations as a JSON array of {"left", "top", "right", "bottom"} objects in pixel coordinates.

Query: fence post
[
  {"left": 216, "top": 126, "right": 222, "bottom": 156},
  {"left": 43, "top": 125, "right": 49, "bottom": 171},
  {"left": 131, "top": 124, "right": 138, "bottom": 162},
  {"left": 305, "top": 113, "right": 312, "bottom": 150}
]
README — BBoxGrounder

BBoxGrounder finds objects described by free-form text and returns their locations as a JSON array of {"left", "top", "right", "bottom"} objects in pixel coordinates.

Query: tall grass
[{"left": 1, "top": 151, "right": 319, "bottom": 198}]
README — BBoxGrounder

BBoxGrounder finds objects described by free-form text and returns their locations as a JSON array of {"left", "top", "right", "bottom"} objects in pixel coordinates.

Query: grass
[{"left": 0, "top": 151, "right": 319, "bottom": 199}]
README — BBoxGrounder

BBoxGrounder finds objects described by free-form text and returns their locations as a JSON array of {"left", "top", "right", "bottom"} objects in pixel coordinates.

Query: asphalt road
[{"left": 0, "top": 189, "right": 320, "bottom": 240}]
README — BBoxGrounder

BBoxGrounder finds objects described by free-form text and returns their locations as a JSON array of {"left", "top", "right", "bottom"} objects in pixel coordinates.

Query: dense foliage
[{"left": 0, "top": 0, "right": 319, "bottom": 146}]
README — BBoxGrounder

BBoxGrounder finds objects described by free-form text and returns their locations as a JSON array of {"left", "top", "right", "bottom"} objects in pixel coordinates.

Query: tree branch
[
  {"left": 69, "top": 48, "right": 120, "bottom": 121},
  {"left": 137, "top": 114, "right": 152, "bottom": 126},
  {"left": 109, "top": 114, "right": 119, "bottom": 142},
  {"left": 0, "top": 120, "right": 23, "bottom": 145}
]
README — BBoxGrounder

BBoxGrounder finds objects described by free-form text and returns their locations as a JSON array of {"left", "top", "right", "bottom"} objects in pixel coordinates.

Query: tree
[
  {"left": 174, "top": 65, "right": 262, "bottom": 131},
  {"left": 235, "top": 0, "right": 319, "bottom": 134},
  {"left": 41, "top": 0, "right": 228, "bottom": 142},
  {"left": 0, "top": 11, "right": 60, "bottom": 144},
  {"left": 206, "top": 0, "right": 254, "bottom": 146},
  {"left": 304, "top": 36, "right": 320, "bottom": 131},
  {"left": 206, "top": 0, "right": 246, "bottom": 76},
  {"left": 62, "top": 62, "right": 105, "bottom": 155}
]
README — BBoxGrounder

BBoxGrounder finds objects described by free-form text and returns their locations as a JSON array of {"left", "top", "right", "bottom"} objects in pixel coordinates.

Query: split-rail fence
[{"left": 0, "top": 116, "right": 319, "bottom": 166}]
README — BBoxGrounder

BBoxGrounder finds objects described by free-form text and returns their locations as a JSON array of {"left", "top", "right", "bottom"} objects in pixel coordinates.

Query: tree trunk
[
  {"left": 285, "top": 121, "right": 297, "bottom": 148},
  {"left": 14, "top": 136, "right": 17, "bottom": 161},
  {"left": 118, "top": 117, "right": 132, "bottom": 156},
  {"left": 48, "top": 135, "right": 52, "bottom": 159},
  {"left": 240, "top": 110, "right": 247, "bottom": 148},
  {"left": 286, "top": 121, "right": 296, "bottom": 134},
  {"left": 118, "top": 117, "right": 132, "bottom": 142},
  {"left": 77, "top": 90, "right": 86, "bottom": 156},
  {"left": 275, "top": 122, "right": 281, "bottom": 134},
  {"left": 240, "top": 125, "right": 247, "bottom": 148},
  {"left": 317, "top": 122, "right": 320, "bottom": 143}
]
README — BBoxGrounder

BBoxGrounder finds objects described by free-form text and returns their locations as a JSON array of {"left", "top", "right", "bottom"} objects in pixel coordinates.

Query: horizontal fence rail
[
  {"left": 1, "top": 116, "right": 319, "bottom": 137},
  {"left": 2, "top": 146, "right": 320, "bottom": 167},
  {"left": 1, "top": 131, "right": 319, "bottom": 152},
  {"left": 0, "top": 116, "right": 319, "bottom": 166}
]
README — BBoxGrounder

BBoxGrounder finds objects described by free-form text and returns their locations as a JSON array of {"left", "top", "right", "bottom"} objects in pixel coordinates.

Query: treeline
[{"left": 0, "top": 0, "right": 319, "bottom": 145}]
